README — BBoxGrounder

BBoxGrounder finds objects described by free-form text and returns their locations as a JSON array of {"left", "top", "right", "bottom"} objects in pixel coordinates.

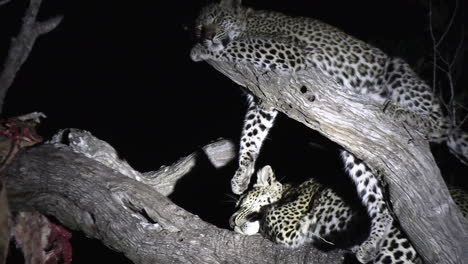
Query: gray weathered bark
[
  {"left": 4, "top": 130, "right": 347, "bottom": 264},
  {"left": 202, "top": 59, "right": 468, "bottom": 264},
  {"left": 0, "top": 0, "right": 63, "bottom": 114}
]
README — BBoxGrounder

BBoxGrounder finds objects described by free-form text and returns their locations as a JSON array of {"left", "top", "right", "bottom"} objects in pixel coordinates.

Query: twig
[
  {"left": 0, "top": 0, "right": 63, "bottom": 114},
  {"left": 435, "top": 0, "right": 458, "bottom": 48},
  {"left": 429, "top": 0, "right": 437, "bottom": 95},
  {"left": 455, "top": 110, "right": 468, "bottom": 130},
  {"left": 428, "top": 0, "right": 465, "bottom": 128},
  {"left": 448, "top": 32, "right": 464, "bottom": 69}
]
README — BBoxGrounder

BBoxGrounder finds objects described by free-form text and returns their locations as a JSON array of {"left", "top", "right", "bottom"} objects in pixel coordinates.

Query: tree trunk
[
  {"left": 203, "top": 59, "right": 468, "bottom": 264},
  {"left": 4, "top": 130, "right": 347, "bottom": 264}
]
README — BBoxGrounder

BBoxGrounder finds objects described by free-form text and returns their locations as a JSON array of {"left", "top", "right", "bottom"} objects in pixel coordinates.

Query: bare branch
[
  {"left": 427, "top": 0, "right": 466, "bottom": 129},
  {"left": 435, "top": 0, "right": 458, "bottom": 48},
  {"left": 448, "top": 33, "right": 464, "bottom": 69},
  {"left": 429, "top": 0, "right": 437, "bottom": 95},
  {"left": 3, "top": 133, "right": 347, "bottom": 264},
  {"left": 144, "top": 139, "right": 236, "bottom": 195},
  {"left": 36, "top": 15, "right": 64, "bottom": 35},
  {"left": 49, "top": 129, "right": 236, "bottom": 196},
  {"left": 0, "top": 0, "right": 63, "bottom": 114}
]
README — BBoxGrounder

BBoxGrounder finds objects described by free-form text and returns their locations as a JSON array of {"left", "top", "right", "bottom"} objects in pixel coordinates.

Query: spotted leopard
[
  {"left": 190, "top": 0, "right": 468, "bottom": 262},
  {"left": 231, "top": 165, "right": 468, "bottom": 264},
  {"left": 190, "top": 0, "right": 468, "bottom": 171}
]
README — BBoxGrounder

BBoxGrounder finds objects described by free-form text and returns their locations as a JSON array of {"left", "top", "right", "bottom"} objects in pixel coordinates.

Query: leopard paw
[
  {"left": 231, "top": 165, "right": 254, "bottom": 194},
  {"left": 354, "top": 241, "right": 378, "bottom": 264},
  {"left": 190, "top": 44, "right": 209, "bottom": 62}
]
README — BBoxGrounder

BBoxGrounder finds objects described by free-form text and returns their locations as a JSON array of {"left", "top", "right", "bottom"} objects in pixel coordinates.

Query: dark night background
[{"left": 1, "top": 0, "right": 467, "bottom": 263}]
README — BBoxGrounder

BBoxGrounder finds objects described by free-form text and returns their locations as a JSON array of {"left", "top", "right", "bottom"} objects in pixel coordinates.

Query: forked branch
[{"left": 0, "top": 0, "right": 63, "bottom": 113}]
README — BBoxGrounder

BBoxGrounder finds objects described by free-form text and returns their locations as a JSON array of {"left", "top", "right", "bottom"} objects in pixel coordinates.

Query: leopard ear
[
  {"left": 220, "top": 0, "right": 242, "bottom": 9},
  {"left": 255, "top": 165, "right": 276, "bottom": 186}
]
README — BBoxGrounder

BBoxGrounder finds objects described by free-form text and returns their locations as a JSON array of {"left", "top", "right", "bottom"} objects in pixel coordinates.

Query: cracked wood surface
[{"left": 4, "top": 133, "right": 347, "bottom": 264}]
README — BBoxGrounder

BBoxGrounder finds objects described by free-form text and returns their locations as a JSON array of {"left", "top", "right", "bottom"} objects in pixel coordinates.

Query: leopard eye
[
  {"left": 208, "top": 14, "right": 216, "bottom": 22},
  {"left": 246, "top": 212, "right": 261, "bottom": 222},
  {"left": 221, "top": 37, "right": 230, "bottom": 47}
]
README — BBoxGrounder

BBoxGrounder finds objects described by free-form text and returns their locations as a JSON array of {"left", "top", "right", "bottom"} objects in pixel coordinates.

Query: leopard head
[
  {"left": 194, "top": 0, "right": 250, "bottom": 52},
  {"left": 229, "top": 165, "right": 284, "bottom": 235}
]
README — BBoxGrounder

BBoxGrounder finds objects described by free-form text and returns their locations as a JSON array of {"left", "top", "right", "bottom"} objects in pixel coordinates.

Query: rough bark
[
  {"left": 4, "top": 130, "right": 347, "bottom": 264},
  {"left": 0, "top": 0, "right": 63, "bottom": 114},
  {"left": 203, "top": 59, "right": 468, "bottom": 264}
]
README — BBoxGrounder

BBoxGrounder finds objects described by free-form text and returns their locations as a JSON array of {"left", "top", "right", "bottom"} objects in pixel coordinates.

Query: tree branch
[
  {"left": 49, "top": 128, "right": 236, "bottom": 196},
  {"left": 202, "top": 58, "right": 468, "bottom": 263},
  {"left": 4, "top": 131, "right": 347, "bottom": 263},
  {"left": 0, "top": 0, "right": 63, "bottom": 114},
  {"left": 0, "top": 0, "right": 11, "bottom": 7}
]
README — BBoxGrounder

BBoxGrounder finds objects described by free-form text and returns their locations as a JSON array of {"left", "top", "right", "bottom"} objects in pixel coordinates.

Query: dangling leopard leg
[
  {"left": 340, "top": 150, "right": 393, "bottom": 264},
  {"left": 373, "top": 224, "right": 420, "bottom": 264},
  {"left": 232, "top": 94, "right": 278, "bottom": 194}
]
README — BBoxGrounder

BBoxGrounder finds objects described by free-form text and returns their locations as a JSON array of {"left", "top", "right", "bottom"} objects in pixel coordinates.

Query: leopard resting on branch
[
  {"left": 230, "top": 165, "right": 468, "bottom": 264},
  {"left": 189, "top": 0, "right": 468, "bottom": 263}
]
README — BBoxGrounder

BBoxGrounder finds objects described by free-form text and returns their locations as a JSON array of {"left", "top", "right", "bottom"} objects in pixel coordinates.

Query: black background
[{"left": 1, "top": 0, "right": 466, "bottom": 263}]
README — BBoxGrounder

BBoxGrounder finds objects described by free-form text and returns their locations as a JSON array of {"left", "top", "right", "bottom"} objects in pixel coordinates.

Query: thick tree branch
[
  {"left": 49, "top": 129, "right": 236, "bottom": 196},
  {"left": 0, "top": 0, "right": 63, "bottom": 114},
  {"left": 4, "top": 131, "right": 347, "bottom": 264},
  {"left": 203, "top": 58, "right": 468, "bottom": 264}
]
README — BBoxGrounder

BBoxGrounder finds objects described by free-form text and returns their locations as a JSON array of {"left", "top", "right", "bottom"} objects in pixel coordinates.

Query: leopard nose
[{"left": 201, "top": 25, "right": 216, "bottom": 41}]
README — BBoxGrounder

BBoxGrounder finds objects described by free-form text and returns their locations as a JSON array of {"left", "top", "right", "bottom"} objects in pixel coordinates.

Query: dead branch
[
  {"left": 427, "top": 0, "right": 467, "bottom": 127},
  {"left": 0, "top": 0, "right": 63, "bottom": 114},
  {"left": 4, "top": 130, "right": 347, "bottom": 264},
  {"left": 0, "top": 0, "right": 11, "bottom": 7},
  {"left": 49, "top": 128, "right": 236, "bottom": 196},
  {"left": 201, "top": 57, "right": 468, "bottom": 264}
]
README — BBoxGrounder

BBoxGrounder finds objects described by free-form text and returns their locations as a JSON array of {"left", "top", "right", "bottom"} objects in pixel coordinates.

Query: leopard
[
  {"left": 231, "top": 165, "right": 468, "bottom": 264},
  {"left": 190, "top": 0, "right": 468, "bottom": 262},
  {"left": 448, "top": 186, "right": 468, "bottom": 218}
]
